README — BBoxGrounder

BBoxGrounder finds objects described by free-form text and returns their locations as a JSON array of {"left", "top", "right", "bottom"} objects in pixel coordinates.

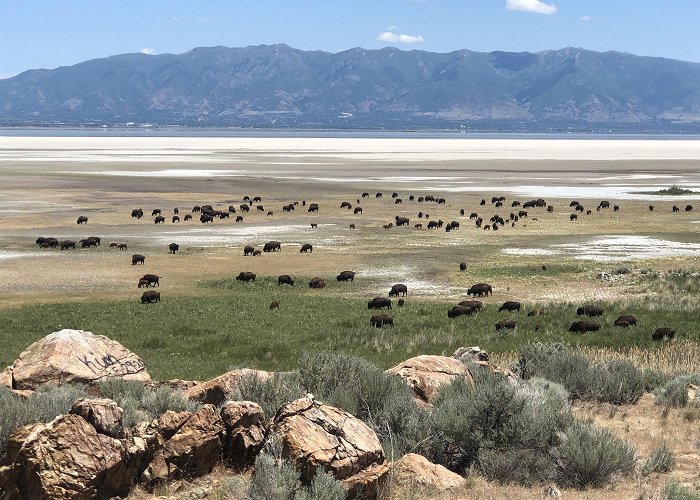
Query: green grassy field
[{"left": 1, "top": 275, "right": 697, "bottom": 381}]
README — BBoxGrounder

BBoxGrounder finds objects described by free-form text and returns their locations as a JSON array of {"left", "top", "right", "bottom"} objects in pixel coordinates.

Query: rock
[
  {"left": 342, "top": 462, "right": 390, "bottom": 500},
  {"left": 143, "top": 404, "right": 225, "bottom": 488},
  {"left": 689, "top": 384, "right": 697, "bottom": 402},
  {"left": 7, "top": 329, "right": 150, "bottom": 390},
  {"left": 184, "top": 368, "right": 271, "bottom": 405},
  {"left": 269, "top": 397, "right": 385, "bottom": 481},
  {"left": 0, "top": 464, "right": 19, "bottom": 499},
  {"left": 220, "top": 400, "right": 266, "bottom": 468},
  {"left": 453, "top": 347, "right": 518, "bottom": 385},
  {"left": 158, "top": 410, "right": 193, "bottom": 440},
  {"left": 160, "top": 379, "right": 201, "bottom": 391},
  {"left": 386, "top": 355, "right": 474, "bottom": 403},
  {"left": 71, "top": 398, "right": 125, "bottom": 438},
  {"left": 2, "top": 423, "right": 43, "bottom": 466},
  {"left": 11, "top": 413, "right": 130, "bottom": 499},
  {"left": 388, "top": 453, "right": 466, "bottom": 494},
  {"left": 0, "top": 366, "right": 12, "bottom": 388}
]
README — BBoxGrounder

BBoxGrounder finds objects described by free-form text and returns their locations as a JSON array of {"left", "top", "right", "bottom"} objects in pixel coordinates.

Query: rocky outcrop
[
  {"left": 220, "top": 401, "right": 266, "bottom": 468},
  {"left": 388, "top": 453, "right": 466, "bottom": 495},
  {"left": 70, "top": 398, "right": 125, "bottom": 438},
  {"left": 269, "top": 397, "right": 385, "bottom": 482},
  {"left": 342, "top": 462, "right": 390, "bottom": 500},
  {"left": 386, "top": 355, "right": 474, "bottom": 404},
  {"left": 4, "top": 329, "right": 150, "bottom": 390},
  {"left": 184, "top": 368, "right": 271, "bottom": 405},
  {"left": 142, "top": 404, "right": 225, "bottom": 488}
]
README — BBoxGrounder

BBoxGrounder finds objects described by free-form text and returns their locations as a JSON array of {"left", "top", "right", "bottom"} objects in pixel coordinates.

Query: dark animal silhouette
[
  {"left": 138, "top": 279, "right": 149, "bottom": 288},
  {"left": 368, "top": 297, "right": 392, "bottom": 310},
  {"left": 132, "top": 254, "right": 145, "bottom": 265},
  {"left": 614, "top": 315, "right": 637, "bottom": 326},
  {"left": 151, "top": 209, "right": 161, "bottom": 216},
  {"left": 77, "top": 216, "right": 88, "bottom": 224},
  {"left": 459, "top": 262, "right": 467, "bottom": 271},
  {"left": 300, "top": 243, "right": 313, "bottom": 253},
  {"left": 244, "top": 245, "right": 255, "bottom": 256},
  {"left": 236, "top": 272, "right": 256, "bottom": 282},
  {"left": 448, "top": 306, "right": 474, "bottom": 318},
  {"left": 467, "top": 283, "right": 492, "bottom": 297},
  {"left": 495, "top": 319, "right": 516, "bottom": 331},
  {"left": 389, "top": 284, "right": 408, "bottom": 297},
  {"left": 141, "top": 291, "right": 160, "bottom": 304},
  {"left": 172, "top": 216, "right": 180, "bottom": 223},
  {"left": 397, "top": 298, "right": 405, "bottom": 307},
  {"left": 336, "top": 271, "right": 355, "bottom": 282},
  {"left": 278, "top": 275, "right": 294, "bottom": 286},
  {"left": 499, "top": 301, "right": 521, "bottom": 312},
  {"left": 270, "top": 301, "right": 280, "bottom": 310},
  {"left": 154, "top": 216, "right": 165, "bottom": 224},
  {"left": 252, "top": 250, "right": 262, "bottom": 256},
  {"left": 458, "top": 300, "right": 483, "bottom": 311},
  {"left": 168, "top": 243, "right": 179, "bottom": 254},
  {"left": 264, "top": 241, "right": 281, "bottom": 252},
  {"left": 141, "top": 274, "right": 160, "bottom": 287},
  {"left": 569, "top": 320, "right": 600, "bottom": 333},
  {"left": 370, "top": 314, "right": 394, "bottom": 328},
  {"left": 236, "top": 216, "right": 243, "bottom": 222},
  {"left": 184, "top": 214, "right": 192, "bottom": 221},
  {"left": 577, "top": 305, "right": 604, "bottom": 317},
  {"left": 309, "top": 277, "right": 326, "bottom": 289},
  {"left": 131, "top": 209, "right": 144, "bottom": 218},
  {"left": 652, "top": 327, "right": 675, "bottom": 340},
  {"left": 200, "top": 214, "right": 214, "bottom": 223},
  {"left": 60, "top": 240, "right": 76, "bottom": 250}
]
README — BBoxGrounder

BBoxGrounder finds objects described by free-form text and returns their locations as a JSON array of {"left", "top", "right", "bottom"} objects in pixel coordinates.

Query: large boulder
[
  {"left": 269, "top": 397, "right": 385, "bottom": 481},
  {"left": 387, "top": 453, "right": 466, "bottom": 496},
  {"left": 184, "top": 368, "right": 272, "bottom": 405},
  {"left": 220, "top": 401, "right": 266, "bottom": 468},
  {"left": 70, "top": 398, "right": 125, "bottom": 438},
  {"left": 142, "top": 404, "right": 225, "bottom": 488},
  {"left": 5, "top": 329, "right": 150, "bottom": 390},
  {"left": 386, "top": 355, "right": 474, "bottom": 404},
  {"left": 2, "top": 423, "right": 43, "bottom": 466},
  {"left": 11, "top": 414, "right": 129, "bottom": 499}
]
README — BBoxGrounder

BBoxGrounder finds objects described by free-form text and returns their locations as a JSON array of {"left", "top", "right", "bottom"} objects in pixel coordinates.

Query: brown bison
[
  {"left": 172, "top": 216, "right": 180, "bottom": 223},
  {"left": 236, "top": 272, "right": 256, "bottom": 282},
  {"left": 154, "top": 216, "right": 165, "bottom": 224},
  {"left": 467, "top": 283, "right": 492, "bottom": 297},
  {"left": 340, "top": 201, "right": 352, "bottom": 209},
  {"left": 569, "top": 320, "right": 600, "bottom": 333},
  {"left": 141, "top": 291, "right": 160, "bottom": 304},
  {"left": 354, "top": 207, "right": 363, "bottom": 215},
  {"left": 336, "top": 271, "right": 356, "bottom": 282},
  {"left": 577, "top": 305, "right": 604, "bottom": 317},
  {"left": 448, "top": 306, "right": 474, "bottom": 318},
  {"left": 368, "top": 297, "right": 392, "bottom": 310},
  {"left": 495, "top": 319, "right": 516, "bottom": 331},
  {"left": 370, "top": 314, "right": 394, "bottom": 328},
  {"left": 200, "top": 214, "right": 214, "bottom": 223},
  {"left": 236, "top": 216, "right": 244, "bottom": 222},
  {"left": 300, "top": 243, "right": 313, "bottom": 253},
  {"left": 459, "top": 262, "right": 467, "bottom": 271},
  {"left": 141, "top": 274, "right": 160, "bottom": 287},
  {"left": 184, "top": 214, "right": 192, "bottom": 221},
  {"left": 131, "top": 209, "right": 144, "bottom": 218},
  {"left": 397, "top": 298, "right": 405, "bottom": 307},
  {"left": 252, "top": 250, "right": 262, "bottom": 256},
  {"left": 168, "top": 243, "right": 179, "bottom": 254},
  {"left": 309, "top": 277, "right": 326, "bottom": 289},
  {"left": 652, "top": 327, "right": 675, "bottom": 340},
  {"left": 137, "top": 279, "right": 150, "bottom": 288},
  {"left": 458, "top": 300, "right": 483, "bottom": 311},
  {"left": 60, "top": 240, "right": 76, "bottom": 250},
  {"left": 244, "top": 245, "right": 255, "bottom": 256},
  {"left": 389, "top": 284, "right": 408, "bottom": 297},
  {"left": 263, "top": 241, "right": 281, "bottom": 252},
  {"left": 117, "top": 243, "right": 127, "bottom": 251},
  {"left": 77, "top": 216, "right": 88, "bottom": 224},
  {"left": 278, "top": 275, "right": 294, "bottom": 286},
  {"left": 499, "top": 301, "right": 521, "bottom": 312},
  {"left": 614, "top": 315, "right": 637, "bottom": 327},
  {"left": 131, "top": 254, "right": 145, "bottom": 265},
  {"left": 270, "top": 301, "right": 280, "bottom": 310},
  {"left": 151, "top": 209, "right": 161, "bottom": 216}
]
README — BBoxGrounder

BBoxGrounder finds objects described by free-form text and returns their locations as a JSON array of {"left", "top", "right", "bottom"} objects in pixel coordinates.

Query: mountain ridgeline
[{"left": 1, "top": 44, "right": 700, "bottom": 131}]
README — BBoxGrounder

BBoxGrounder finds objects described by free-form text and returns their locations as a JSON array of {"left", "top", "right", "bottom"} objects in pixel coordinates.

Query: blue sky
[{"left": 2, "top": 0, "right": 699, "bottom": 79}]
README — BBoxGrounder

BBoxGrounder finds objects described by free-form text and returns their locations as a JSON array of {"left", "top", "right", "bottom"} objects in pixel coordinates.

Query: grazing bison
[
  {"left": 376, "top": 192, "right": 383, "bottom": 198},
  {"left": 173, "top": 207, "right": 179, "bottom": 214},
  {"left": 278, "top": 275, "right": 294, "bottom": 286},
  {"left": 370, "top": 314, "right": 394, "bottom": 328},
  {"left": 672, "top": 205, "right": 679, "bottom": 212},
  {"left": 131, "top": 209, "right": 144, "bottom": 218},
  {"left": 117, "top": 243, "right": 127, "bottom": 251},
  {"left": 499, "top": 301, "right": 521, "bottom": 312},
  {"left": 362, "top": 192, "right": 369, "bottom": 198},
  {"left": 141, "top": 274, "right": 160, "bottom": 287},
  {"left": 252, "top": 250, "right": 262, "bottom": 256},
  {"left": 109, "top": 242, "right": 118, "bottom": 248},
  {"left": 270, "top": 301, "right": 280, "bottom": 310},
  {"left": 527, "top": 309, "right": 544, "bottom": 317},
  {"left": 132, "top": 254, "right": 145, "bottom": 265},
  {"left": 236, "top": 272, "right": 256, "bottom": 282},
  {"left": 79, "top": 237, "right": 99, "bottom": 248},
  {"left": 244, "top": 245, "right": 255, "bottom": 256},
  {"left": 192, "top": 206, "right": 201, "bottom": 212},
  {"left": 236, "top": 216, "right": 244, "bottom": 222},
  {"left": 240, "top": 205, "right": 250, "bottom": 212},
  {"left": 389, "top": 284, "right": 408, "bottom": 297},
  {"left": 686, "top": 205, "right": 693, "bottom": 212},
  {"left": 219, "top": 212, "right": 230, "bottom": 219},
  {"left": 547, "top": 206, "right": 554, "bottom": 212},
  {"left": 350, "top": 224, "right": 356, "bottom": 229},
  {"left": 267, "top": 211, "right": 273, "bottom": 216},
  {"left": 76, "top": 216, "right": 88, "bottom": 224},
  {"left": 138, "top": 279, "right": 150, "bottom": 288},
  {"left": 168, "top": 243, "right": 179, "bottom": 254},
  {"left": 368, "top": 297, "right": 392, "bottom": 310},
  {"left": 200, "top": 214, "right": 214, "bottom": 223},
  {"left": 228, "top": 205, "right": 237, "bottom": 213},
  {"left": 382, "top": 224, "right": 392, "bottom": 230},
  {"left": 467, "top": 283, "right": 492, "bottom": 297},
  {"left": 253, "top": 196, "right": 262, "bottom": 202},
  {"left": 340, "top": 201, "right": 352, "bottom": 209},
  {"left": 300, "top": 243, "right": 313, "bottom": 253},
  {"left": 599, "top": 201, "right": 610, "bottom": 209},
  {"left": 336, "top": 271, "right": 355, "bottom": 282},
  {"left": 264, "top": 241, "right": 281, "bottom": 252},
  {"left": 184, "top": 214, "right": 192, "bottom": 221},
  {"left": 354, "top": 207, "right": 363, "bottom": 215},
  {"left": 414, "top": 224, "right": 422, "bottom": 229},
  {"left": 459, "top": 262, "right": 467, "bottom": 271},
  {"left": 495, "top": 319, "right": 516, "bottom": 331},
  {"left": 652, "top": 327, "right": 675, "bottom": 340},
  {"left": 448, "top": 306, "right": 474, "bottom": 318},
  {"left": 458, "top": 300, "right": 483, "bottom": 311},
  {"left": 151, "top": 209, "right": 161, "bottom": 216},
  {"left": 141, "top": 291, "right": 160, "bottom": 304},
  {"left": 395, "top": 216, "right": 409, "bottom": 226},
  {"left": 60, "top": 240, "right": 76, "bottom": 250},
  {"left": 570, "top": 214, "right": 578, "bottom": 221},
  {"left": 569, "top": 320, "right": 600, "bottom": 333},
  {"left": 649, "top": 205, "right": 654, "bottom": 212},
  {"left": 309, "top": 277, "right": 326, "bottom": 289},
  {"left": 614, "top": 315, "right": 637, "bottom": 327},
  {"left": 154, "top": 216, "right": 165, "bottom": 224},
  {"left": 256, "top": 205, "right": 264, "bottom": 212},
  {"left": 308, "top": 203, "right": 319, "bottom": 213},
  {"left": 398, "top": 298, "right": 405, "bottom": 307},
  {"left": 283, "top": 204, "right": 294, "bottom": 212},
  {"left": 392, "top": 192, "right": 398, "bottom": 198},
  {"left": 172, "top": 216, "right": 180, "bottom": 223},
  {"left": 394, "top": 199, "right": 402, "bottom": 205},
  {"left": 577, "top": 305, "right": 604, "bottom": 317},
  {"left": 613, "top": 205, "right": 620, "bottom": 212}
]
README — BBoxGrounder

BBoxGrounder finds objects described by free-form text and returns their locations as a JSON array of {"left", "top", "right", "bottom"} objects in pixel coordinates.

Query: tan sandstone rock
[
  {"left": 0, "top": 366, "right": 12, "bottom": 388},
  {"left": 386, "top": 355, "right": 474, "bottom": 404},
  {"left": 269, "top": 397, "right": 385, "bottom": 481},
  {"left": 158, "top": 410, "right": 193, "bottom": 440},
  {"left": 388, "top": 453, "right": 466, "bottom": 496},
  {"left": 342, "top": 462, "right": 390, "bottom": 500},
  {"left": 142, "top": 404, "right": 225, "bottom": 488},
  {"left": 70, "top": 398, "right": 125, "bottom": 438},
  {"left": 2, "top": 423, "right": 44, "bottom": 466},
  {"left": 220, "top": 400, "right": 266, "bottom": 467},
  {"left": 12, "top": 414, "right": 128, "bottom": 499},
  {"left": 7, "top": 329, "right": 150, "bottom": 390},
  {"left": 184, "top": 368, "right": 271, "bottom": 405},
  {"left": 452, "top": 346, "right": 518, "bottom": 385}
]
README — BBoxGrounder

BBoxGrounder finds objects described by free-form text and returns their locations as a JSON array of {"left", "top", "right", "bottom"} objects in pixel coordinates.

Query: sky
[{"left": 1, "top": 0, "right": 699, "bottom": 79}]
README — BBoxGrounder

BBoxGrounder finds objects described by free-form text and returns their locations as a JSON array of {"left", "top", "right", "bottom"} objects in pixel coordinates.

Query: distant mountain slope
[{"left": 1, "top": 44, "right": 700, "bottom": 131}]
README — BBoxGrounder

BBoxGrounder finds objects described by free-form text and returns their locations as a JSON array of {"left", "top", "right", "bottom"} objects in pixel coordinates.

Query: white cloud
[
  {"left": 580, "top": 15, "right": 592, "bottom": 21},
  {"left": 376, "top": 27, "right": 424, "bottom": 44},
  {"left": 506, "top": 0, "right": 557, "bottom": 15},
  {"left": 140, "top": 48, "right": 156, "bottom": 55}
]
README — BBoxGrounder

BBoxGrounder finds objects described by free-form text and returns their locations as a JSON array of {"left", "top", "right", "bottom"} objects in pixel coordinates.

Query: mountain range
[{"left": 1, "top": 44, "right": 700, "bottom": 132}]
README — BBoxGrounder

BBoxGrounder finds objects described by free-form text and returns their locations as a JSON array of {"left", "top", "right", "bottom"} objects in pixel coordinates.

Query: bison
[
  {"left": 244, "top": 245, "right": 255, "bottom": 256},
  {"left": 389, "top": 284, "right": 408, "bottom": 297},
  {"left": 117, "top": 243, "right": 127, "bottom": 251},
  {"left": 151, "top": 209, "right": 161, "bottom": 216},
  {"left": 168, "top": 243, "right": 179, "bottom": 254},
  {"left": 458, "top": 300, "right": 483, "bottom": 311},
  {"left": 270, "top": 300, "right": 280, "bottom": 310},
  {"left": 614, "top": 315, "right": 637, "bottom": 327},
  {"left": 652, "top": 327, "right": 675, "bottom": 340},
  {"left": 467, "top": 283, "right": 492, "bottom": 297},
  {"left": 340, "top": 201, "right": 352, "bottom": 209},
  {"left": 131, "top": 209, "right": 144, "bottom": 218},
  {"left": 459, "top": 262, "right": 467, "bottom": 271},
  {"left": 307, "top": 203, "right": 319, "bottom": 213},
  {"left": 172, "top": 216, "right": 180, "bottom": 223},
  {"left": 309, "top": 277, "right": 326, "bottom": 289},
  {"left": 354, "top": 207, "right": 363, "bottom": 215},
  {"left": 184, "top": 214, "right": 193, "bottom": 221},
  {"left": 264, "top": 241, "right": 281, "bottom": 252},
  {"left": 236, "top": 272, "right": 256, "bottom": 282},
  {"left": 236, "top": 216, "right": 244, "bottom": 222},
  {"left": 370, "top": 314, "right": 394, "bottom": 328},
  {"left": 495, "top": 319, "right": 516, "bottom": 331},
  {"left": 569, "top": 320, "right": 600, "bottom": 333},
  {"left": 141, "top": 291, "right": 160, "bottom": 304},
  {"left": 76, "top": 216, "right": 88, "bottom": 224},
  {"left": 200, "top": 214, "right": 214, "bottom": 223},
  {"left": 138, "top": 279, "right": 150, "bottom": 288},
  {"left": 448, "top": 306, "right": 474, "bottom": 318},
  {"left": 336, "top": 271, "right": 355, "bottom": 282},
  {"left": 60, "top": 240, "right": 76, "bottom": 250},
  {"left": 395, "top": 216, "right": 409, "bottom": 226},
  {"left": 576, "top": 305, "right": 604, "bottom": 317},
  {"left": 141, "top": 274, "right": 160, "bottom": 287},
  {"left": 368, "top": 297, "right": 392, "bottom": 310},
  {"left": 300, "top": 243, "right": 313, "bottom": 253},
  {"left": 154, "top": 216, "right": 165, "bottom": 224},
  {"left": 499, "top": 301, "right": 521, "bottom": 312},
  {"left": 132, "top": 254, "right": 145, "bottom": 265},
  {"left": 252, "top": 250, "right": 262, "bottom": 256},
  {"left": 278, "top": 275, "right": 294, "bottom": 286}
]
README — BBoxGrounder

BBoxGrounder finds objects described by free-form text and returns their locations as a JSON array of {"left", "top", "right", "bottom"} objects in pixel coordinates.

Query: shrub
[
  {"left": 655, "top": 375, "right": 700, "bottom": 408},
  {"left": 596, "top": 360, "right": 644, "bottom": 405},
  {"left": 661, "top": 481, "right": 700, "bottom": 500},
  {"left": 478, "top": 448, "right": 554, "bottom": 485},
  {"left": 641, "top": 444, "right": 675, "bottom": 475},
  {"left": 140, "top": 386, "right": 199, "bottom": 420},
  {"left": 99, "top": 378, "right": 148, "bottom": 427},
  {"left": 212, "top": 476, "right": 248, "bottom": 500},
  {"left": 642, "top": 369, "right": 672, "bottom": 392},
  {"left": 247, "top": 453, "right": 300, "bottom": 500},
  {"left": 552, "top": 420, "right": 636, "bottom": 489},
  {"left": 232, "top": 372, "right": 303, "bottom": 417},
  {"left": 293, "top": 469, "right": 346, "bottom": 500}
]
